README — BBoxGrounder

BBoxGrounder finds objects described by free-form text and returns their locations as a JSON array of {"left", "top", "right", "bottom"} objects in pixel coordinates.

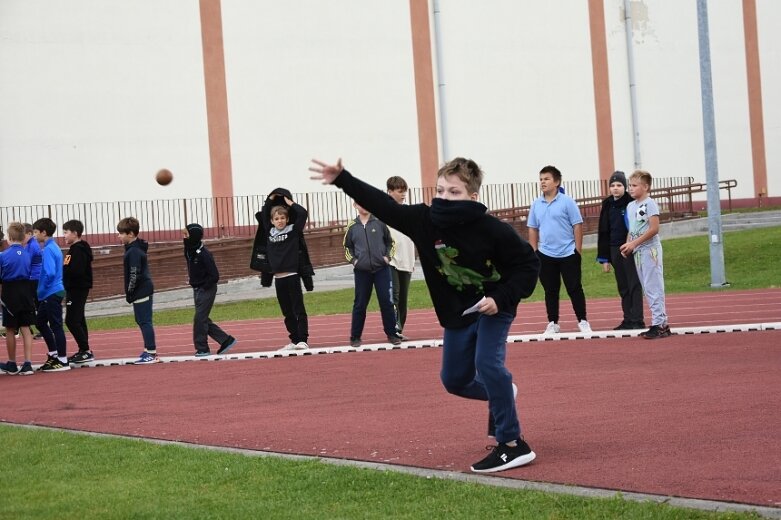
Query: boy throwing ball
[{"left": 309, "top": 157, "right": 540, "bottom": 473}]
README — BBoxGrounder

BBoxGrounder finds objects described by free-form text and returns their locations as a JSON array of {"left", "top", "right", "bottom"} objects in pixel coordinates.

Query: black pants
[
  {"left": 275, "top": 275, "right": 308, "bottom": 343},
  {"left": 537, "top": 250, "right": 587, "bottom": 323},
  {"left": 609, "top": 246, "right": 645, "bottom": 324},
  {"left": 65, "top": 288, "right": 90, "bottom": 352},
  {"left": 193, "top": 285, "right": 230, "bottom": 353},
  {"left": 390, "top": 266, "right": 412, "bottom": 332}
]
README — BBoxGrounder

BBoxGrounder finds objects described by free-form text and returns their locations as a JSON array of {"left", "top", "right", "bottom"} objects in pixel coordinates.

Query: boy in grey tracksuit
[{"left": 343, "top": 202, "right": 400, "bottom": 347}]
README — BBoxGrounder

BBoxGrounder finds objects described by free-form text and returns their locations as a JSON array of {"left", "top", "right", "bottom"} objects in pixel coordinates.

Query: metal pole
[
  {"left": 696, "top": 0, "right": 728, "bottom": 288},
  {"left": 623, "top": 0, "right": 642, "bottom": 169},
  {"left": 432, "top": 0, "right": 449, "bottom": 161}
]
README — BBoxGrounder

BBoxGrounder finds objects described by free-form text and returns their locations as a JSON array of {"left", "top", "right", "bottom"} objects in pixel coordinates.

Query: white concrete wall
[
  {"left": 0, "top": 0, "right": 778, "bottom": 207},
  {"left": 758, "top": 0, "right": 781, "bottom": 199},
  {"left": 0, "top": 0, "right": 210, "bottom": 206},
  {"left": 221, "top": 0, "right": 420, "bottom": 197}
]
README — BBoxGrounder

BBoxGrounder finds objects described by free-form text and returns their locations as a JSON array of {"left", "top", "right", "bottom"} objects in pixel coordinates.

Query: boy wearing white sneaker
[
  {"left": 528, "top": 166, "right": 591, "bottom": 334},
  {"left": 261, "top": 193, "right": 310, "bottom": 351}
]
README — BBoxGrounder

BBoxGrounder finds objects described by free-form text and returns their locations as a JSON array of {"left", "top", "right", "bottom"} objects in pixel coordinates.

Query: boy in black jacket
[
  {"left": 343, "top": 202, "right": 399, "bottom": 347},
  {"left": 62, "top": 220, "right": 95, "bottom": 364},
  {"left": 183, "top": 223, "right": 237, "bottom": 356},
  {"left": 596, "top": 171, "right": 645, "bottom": 330},
  {"left": 117, "top": 217, "right": 159, "bottom": 364},
  {"left": 310, "top": 157, "right": 540, "bottom": 474},
  {"left": 262, "top": 195, "right": 310, "bottom": 350},
  {"left": 250, "top": 187, "right": 315, "bottom": 292}
]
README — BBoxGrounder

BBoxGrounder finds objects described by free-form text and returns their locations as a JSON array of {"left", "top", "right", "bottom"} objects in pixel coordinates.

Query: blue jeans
[
  {"left": 350, "top": 266, "right": 397, "bottom": 340},
  {"left": 440, "top": 312, "right": 521, "bottom": 443},
  {"left": 37, "top": 294, "right": 67, "bottom": 358},
  {"left": 133, "top": 296, "right": 156, "bottom": 351}
]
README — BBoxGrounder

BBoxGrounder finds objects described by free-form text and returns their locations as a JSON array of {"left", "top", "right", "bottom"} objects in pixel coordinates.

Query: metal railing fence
[{"left": 0, "top": 177, "right": 696, "bottom": 247}]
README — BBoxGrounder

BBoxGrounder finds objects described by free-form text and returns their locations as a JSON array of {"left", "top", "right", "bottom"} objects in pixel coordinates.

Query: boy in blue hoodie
[
  {"left": 32, "top": 218, "right": 69, "bottom": 372},
  {"left": 117, "top": 217, "right": 159, "bottom": 364},
  {"left": 0, "top": 222, "right": 36, "bottom": 375}
]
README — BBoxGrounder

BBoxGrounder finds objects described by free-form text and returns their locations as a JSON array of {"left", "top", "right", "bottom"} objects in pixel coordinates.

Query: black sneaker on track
[
  {"left": 18, "top": 362, "right": 34, "bottom": 376},
  {"left": 350, "top": 337, "right": 361, "bottom": 348},
  {"left": 641, "top": 325, "right": 672, "bottom": 339},
  {"left": 217, "top": 336, "right": 237, "bottom": 355},
  {"left": 1, "top": 361, "right": 19, "bottom": 375},
  {"left": 387, "top": 334, "right": 402, "bottom": 346},
  {"left": 41, "top": 358, "right": 70, "bottom": 372},
  {"left": 471, "top": 439, "right": 536, "bottom": 473},
  {"left": 36, "top": 356, "right": 56, "bottom": 372},
  {"left": 68, "top": 351, "right": 95, "bottom": 364}
]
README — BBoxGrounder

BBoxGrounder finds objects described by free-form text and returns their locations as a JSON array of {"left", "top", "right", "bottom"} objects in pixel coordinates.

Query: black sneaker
[
  {"left": 613, "top": 321, "right": 630, "bottom": 330},
  {"left": 217, "top": 336, "right": 237, "bottom": 355},
  {"left": 641, "top": 325, "right": 672, "bottom": 339},
  {"left": 470, "top": 439, "right": 536, "bottom": 473},
  {"left": 18, "top": 362, "right": 34, "bottom": 376},
  {"left": 36, "top": 355, "right": 56, "bottom": 372},
  {"left": 350, "top": 337, "right": 361, "bottom": 348},
  {"left": 628, "top": 321, "right": 646, "bottom": 330},
  {"left": 387, "top": 334, "right": 402, "bottom": 346},
  {"left": 68, "top": 351, "right": 95, "bottom": 364},
  {"left": 1, "top": 361, "right": 19, "bottom": 375},
  {"left": 41, "top": 358, "right": 70, "bottom": 372}
]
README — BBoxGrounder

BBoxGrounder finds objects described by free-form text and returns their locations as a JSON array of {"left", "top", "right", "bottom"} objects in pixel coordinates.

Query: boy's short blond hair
[
  {"left": 270, "top": 205, "right": 288, "bottom": 219},
  {"left": 629, "top": 170, "right": 653, "bottom": 187},
  {"left": 6, "top": 222, "right": 25, "bottom": 242},
  {"left": 437, "top": 157, "right": 483, "bottom": 194}
]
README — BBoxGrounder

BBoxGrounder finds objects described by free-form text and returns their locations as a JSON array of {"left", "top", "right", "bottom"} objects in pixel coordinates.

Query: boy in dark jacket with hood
[
  {"left": 310, "top": 156, "right": 540, "bottom": 474},
  {"left": 183, "top": 223, "right": 237, "bottom": 356},
  {"left": 117, "top": 217, "right": 158, "bottom": 364},
  {"left": 262, "top": 195, "right": 310, "bottom": 350},
  {"left": 596, "top": 171, "right": 645, "bottom": 330},
  {"left": 250, "top": 187, "right": 315, "bottom": 292},
  {"left": 62, "top": 219, "right": 95, "bottom": 364}
]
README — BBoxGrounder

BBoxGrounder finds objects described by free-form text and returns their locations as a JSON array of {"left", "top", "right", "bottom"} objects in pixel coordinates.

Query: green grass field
[{"left": 2, "top": 227, "right": 777, "bottom": 519}]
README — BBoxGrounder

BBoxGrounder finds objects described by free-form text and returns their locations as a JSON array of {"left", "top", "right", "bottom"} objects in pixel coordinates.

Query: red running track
[{"left": 1, "top": 289, "right": 780, "bottom": 508}]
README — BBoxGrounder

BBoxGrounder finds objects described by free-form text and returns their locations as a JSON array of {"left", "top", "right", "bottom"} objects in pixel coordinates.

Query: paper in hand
[{"left": 461, "top": 296, "right": 487, "bottom": 316}]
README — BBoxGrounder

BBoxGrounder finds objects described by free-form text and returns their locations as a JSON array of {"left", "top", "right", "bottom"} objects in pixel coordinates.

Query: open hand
[{"left": 309, "top": 158, "right": 344, "bottom": 185}]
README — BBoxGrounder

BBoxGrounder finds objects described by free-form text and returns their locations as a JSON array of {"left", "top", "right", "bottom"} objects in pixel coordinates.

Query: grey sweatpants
[{"left": 634, "top": 245, "right": 668, "bottom": 326}]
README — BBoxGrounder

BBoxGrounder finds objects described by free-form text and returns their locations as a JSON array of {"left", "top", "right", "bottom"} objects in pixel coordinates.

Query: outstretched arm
[{"left": 309, "top": 158, "right": 426, "bottom": 238}]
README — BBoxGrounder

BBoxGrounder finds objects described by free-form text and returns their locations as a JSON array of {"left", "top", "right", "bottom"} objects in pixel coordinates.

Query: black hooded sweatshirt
[
  {"left": 250, "top": 187, "right": 315, "bottom": 290},
  {"left": 183, "top": 224, "right": 219, "bottom": 289},
  {"left": 123, "top": 238, "right": 154, "bottom": 303},
  {"left": 333, "top": 170, "right": 539, "bottom": 329},
  {"left": 63, "top": 240, "right": 93, "bottom": 291}
]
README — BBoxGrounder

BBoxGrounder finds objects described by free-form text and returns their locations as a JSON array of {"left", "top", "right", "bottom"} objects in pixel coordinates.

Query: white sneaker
[
  {"left": 543, "top": 321, "right": 560, "bottom": 335},
  {"left": 294, "top": 342, "right": 309, "bottom": 350},
  {"left": 281, "top": 343, "right": 297, "bottom": 351},
  {"left": 578, "top": 320, "right": 592, "bottom": 333}
]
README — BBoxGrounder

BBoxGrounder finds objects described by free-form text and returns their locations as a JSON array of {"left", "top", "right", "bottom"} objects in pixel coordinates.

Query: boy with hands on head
[{"left": 309, "top": 157, "right": 540, "bottom": 474}]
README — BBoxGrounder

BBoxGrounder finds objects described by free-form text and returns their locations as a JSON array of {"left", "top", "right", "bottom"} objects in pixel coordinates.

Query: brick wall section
[{"left": 90, "top": 227, "right": 354, "bottom": 300}]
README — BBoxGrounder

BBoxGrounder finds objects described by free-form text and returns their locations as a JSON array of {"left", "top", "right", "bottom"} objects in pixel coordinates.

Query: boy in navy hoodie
[
  {"left": 183, "top": 223, "right": 237, "bottom": 356},
  {"left": 62, "top": 219, "right": 95, "bottom": 363},
  {"left": 117, "top": 217, "right": 158, "bottom": 364},
  {"left": 32, "top": 218, "right": 69, "bottom": 372},
  {"left": 310, "top": 157, "right": 539, "bottom": 474}
]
